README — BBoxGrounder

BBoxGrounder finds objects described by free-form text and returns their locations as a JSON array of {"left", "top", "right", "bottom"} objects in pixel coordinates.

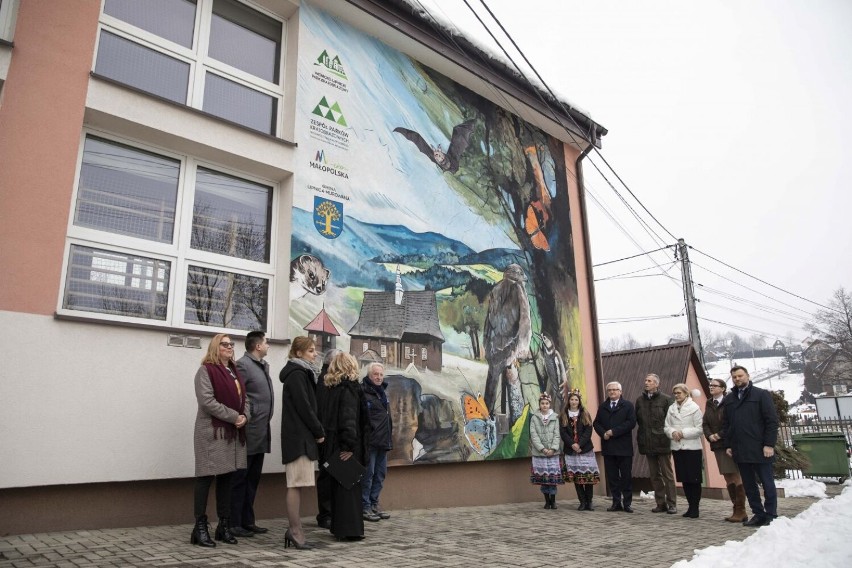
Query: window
[
  {"left": 362, "top": 342, "right": 368, "bottom": 354},
  {"left": 0, "top": 0, "right": 19, "bottom": 42},
  {"left": 96, "top": 0, "right": 284, "bottom": 135},
  {"left": 61, "top": 132, "right": 275, "bottom": 332},
  {"left": 380, "top": 344, "right": 387, "bottom": 358},
  {"left": 421, "top": 347, "right": 428, "bottom": 361}
]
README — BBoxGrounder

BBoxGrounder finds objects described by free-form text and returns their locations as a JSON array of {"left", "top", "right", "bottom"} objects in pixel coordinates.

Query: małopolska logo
[
  {"left": 311, "top": 149, "right": 349, "bottom": 179},
  {"left": 313, "top": 196, "right": 343, "bottom": 239},
  {"left": 315, "top": 50, "right": 347, "bottom": 80},
  {"left": 312, "top": 96, "right": 347, "bottom": 126}
]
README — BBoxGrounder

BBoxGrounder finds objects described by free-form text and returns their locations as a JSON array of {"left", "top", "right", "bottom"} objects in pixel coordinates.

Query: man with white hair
[
  {"left": 593, "top": 381, "right": 637, "bottom": 512},
  {"left": 361, "top": 362, "right": 393, "bottom": 521}
]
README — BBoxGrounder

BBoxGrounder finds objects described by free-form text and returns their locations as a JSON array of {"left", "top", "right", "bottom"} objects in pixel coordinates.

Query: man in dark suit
[
  {"left": 594, "top": 381, "right": 637, "bottom": 512},
  {"left": 230, "top": 331, "right": 274, "bottom": 537},
  {"left": 722, "top": 365, "right": 779, "bottom": 527}
]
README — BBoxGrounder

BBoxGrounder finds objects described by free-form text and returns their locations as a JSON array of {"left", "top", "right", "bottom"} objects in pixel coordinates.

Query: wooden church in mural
[
  {"left": 348, "top": 267, "right": 444, "bottom": 372},
  {"left": 303, "top": 306, "right": 340, "bottom": 352}
]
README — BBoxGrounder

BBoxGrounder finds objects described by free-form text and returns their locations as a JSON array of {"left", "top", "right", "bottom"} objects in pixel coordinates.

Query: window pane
[
  {"left": 95, "top": 30, "right": 190, "bottom": 104},
  {"left": 63, "top": 245, "right": 170, "bottom": 320},
  {"left": 75, "top": 136, "right": 180, "bottom": 243},
  {"left": 103, "top": 0, "right": 197, "bottom": 48},
  {"left": 202, "top": 72, "right": 276, "bottom": 134},
  {"left": 191, "top": 168, "right": 271, "bottom": 262},
  {"left": 185, "top": 265, "right": 267, "bottom": 329},
  {"left": 209, "top": 0, "right": 281, "bottom": 83}
]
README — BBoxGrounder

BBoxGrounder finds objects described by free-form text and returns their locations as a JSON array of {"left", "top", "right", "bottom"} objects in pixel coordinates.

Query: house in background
[
  {"left": 0, "top": 0, "right": 606, "bottom": 534},
  {"left": 813, "top": 349, "right": 852, "bottom": 396}
]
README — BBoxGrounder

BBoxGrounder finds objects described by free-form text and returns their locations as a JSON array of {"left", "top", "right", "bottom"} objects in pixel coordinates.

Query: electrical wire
[
  {"left": 593, "top": 246, "right": 674, "bottom": 268},
  {"left": 690, "top": 247, "right": 841, "bottom": 315}
]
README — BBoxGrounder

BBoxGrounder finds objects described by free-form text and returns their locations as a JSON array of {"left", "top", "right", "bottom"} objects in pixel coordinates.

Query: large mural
[{"left": 292, "top": 2, "right": 585, "bottom": 464}]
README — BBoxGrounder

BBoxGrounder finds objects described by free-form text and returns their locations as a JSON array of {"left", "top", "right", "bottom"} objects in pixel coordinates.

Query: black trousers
[
  {"left": 603, "top": 455, "right": 633, "bottom": 506},
  {"left": 316, "top": 464, "right": 332, "bottom": 524},
  {"left": 230, "top": 453, "right": 265, "bottom": 527},
  {"left": 194, "top": 472, "right": 233, "bottom": 519}
]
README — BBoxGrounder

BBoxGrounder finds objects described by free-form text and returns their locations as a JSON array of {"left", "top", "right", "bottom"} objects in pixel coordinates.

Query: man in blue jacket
[
  {"left": 594, "top": 381, "right": 637, "bottom": 513},
  {"left": 361, "top": 362, "right": 393, "bottom": 521},
  {"left": 722, "top": 365, "right": 779, "bottom": 527}
]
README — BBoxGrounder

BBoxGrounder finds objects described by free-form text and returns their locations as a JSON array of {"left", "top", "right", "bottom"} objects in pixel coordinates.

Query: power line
[
  {"left": 696, "top": 284, "right": 813, "bottom": 324},
  {"left": 697, "top": 316, "right": 794, "bottom": 342},
  {"left": 690, "top": 246, "right": 841, "bottom": 315},
  {"left": 593, "top": 245, "right": 674, "bottom": 268},
  {"left": 599, "top": 312, "right": 685, "bottom": 325},
  {"left": 472, "top": 0, "right": 678, "bottom": 244}
]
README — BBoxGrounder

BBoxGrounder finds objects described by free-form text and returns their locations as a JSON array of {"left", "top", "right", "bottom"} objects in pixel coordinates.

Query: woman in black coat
[
  {"left": 318, "top": 352, "right": 368, "bottom": 541},
  {"left": 279, "top": 337, "right": 325, "bottom": 549},
  {"left": 560, "top": 391, "right": 600, "bottom": 511}
]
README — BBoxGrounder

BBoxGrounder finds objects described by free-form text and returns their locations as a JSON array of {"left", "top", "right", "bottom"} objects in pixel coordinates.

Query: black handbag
[{"left": 323, "top": 453, "right": 366, "bottom": 489}]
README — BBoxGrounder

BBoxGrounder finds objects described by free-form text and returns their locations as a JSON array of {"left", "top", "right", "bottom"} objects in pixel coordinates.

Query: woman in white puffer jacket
[{"left": 664, "top": 383, "right": 704, "bottom": 518}]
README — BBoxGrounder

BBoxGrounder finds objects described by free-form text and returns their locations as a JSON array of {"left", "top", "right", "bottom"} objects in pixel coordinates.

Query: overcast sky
[{"left": 420, "top": 0, "right": 852, "bottom": 349}]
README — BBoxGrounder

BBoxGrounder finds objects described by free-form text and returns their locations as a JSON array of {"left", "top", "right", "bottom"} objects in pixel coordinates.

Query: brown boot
[{"left": 726, "top": 484, "right": 748, "bottom": 522}]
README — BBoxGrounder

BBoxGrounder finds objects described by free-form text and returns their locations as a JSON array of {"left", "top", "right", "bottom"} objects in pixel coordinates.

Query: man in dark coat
[
  {"left": 593, "top": 381, "right": 637, "bottom": 512},
  {"left": 361, "top": 362, "right": 393, "bottom": 521},
  {"left": 722, "top": 365, "right": 779, "bottom": 527},
  {"left": 635, "top": 373, "right": 677, "bottom": 514},
  {"left": 230, "top": 331, "right": 274, "bottom": 536}
]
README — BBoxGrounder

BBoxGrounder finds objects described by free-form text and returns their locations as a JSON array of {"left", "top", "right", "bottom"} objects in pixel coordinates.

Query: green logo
[
  {"left": 312, "top": 96, "right": 348, "bottom": 126},
  {"left": 315, "top": 50, "right": 347, "bottom": 79}
]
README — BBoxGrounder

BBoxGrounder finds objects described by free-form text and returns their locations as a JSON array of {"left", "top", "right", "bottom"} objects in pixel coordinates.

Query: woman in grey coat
[{"left": 191, "top": 334, "right": 249, "bottom": 547}]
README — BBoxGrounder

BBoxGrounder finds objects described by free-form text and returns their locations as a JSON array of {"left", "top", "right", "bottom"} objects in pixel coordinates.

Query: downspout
[{"left": 575, "top": 142, "right": 605, "bottom": 393}]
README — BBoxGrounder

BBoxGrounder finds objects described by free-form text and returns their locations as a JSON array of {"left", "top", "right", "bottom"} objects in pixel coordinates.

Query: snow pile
[
  {"left": 777, "top": 478, "right": 828, "bottom": 498},
  {"left": 638, "top": 490, "right": 655, "bottom": 500},
  {"left": 672, "top": 487, "right": 852, "bottom": 568}
]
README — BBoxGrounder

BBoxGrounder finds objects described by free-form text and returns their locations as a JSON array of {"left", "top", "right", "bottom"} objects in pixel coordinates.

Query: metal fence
[{"left": 779, "top": 415, "right": 852, "bottom": 480}]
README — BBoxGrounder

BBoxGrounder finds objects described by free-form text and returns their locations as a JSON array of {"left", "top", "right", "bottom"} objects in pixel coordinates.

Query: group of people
[
  {"left": 190, "top": 334, "right": 393, "bottom": 550},
  {"left": 530, "top": 365, "right": 780, "bottom": 528}
]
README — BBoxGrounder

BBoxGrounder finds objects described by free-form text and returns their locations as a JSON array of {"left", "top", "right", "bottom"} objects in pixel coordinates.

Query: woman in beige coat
[{"left": 191, "top": 334, "right": 249, "bottom": 547}]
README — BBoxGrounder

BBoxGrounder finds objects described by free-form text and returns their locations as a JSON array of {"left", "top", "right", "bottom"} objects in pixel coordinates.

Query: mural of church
[{"left": 348, "top": 269, "right": 444, "bottom": 372}]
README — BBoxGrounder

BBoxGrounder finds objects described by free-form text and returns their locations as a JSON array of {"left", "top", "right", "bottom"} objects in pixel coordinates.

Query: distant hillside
[{"left": 459, "top": 248, "right": 528, "bottom": 271}]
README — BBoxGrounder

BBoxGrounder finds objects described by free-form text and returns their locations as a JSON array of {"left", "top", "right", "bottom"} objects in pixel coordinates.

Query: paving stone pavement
[{"left": 0, "top": 491, "right": 833, "bottom": 568}]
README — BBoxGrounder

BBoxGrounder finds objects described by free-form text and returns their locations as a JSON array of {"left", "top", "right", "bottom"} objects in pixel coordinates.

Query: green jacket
[{"left": 635, "top": 391, "right": 673, "bottom": 455}]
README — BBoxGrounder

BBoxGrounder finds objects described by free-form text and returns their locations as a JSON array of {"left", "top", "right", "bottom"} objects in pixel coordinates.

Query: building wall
[{"left": 0, "top": 0, "right": 606, "bottom": 533}]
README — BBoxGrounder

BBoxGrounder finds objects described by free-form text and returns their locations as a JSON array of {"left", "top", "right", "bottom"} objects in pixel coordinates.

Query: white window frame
[
  {"left": 0, "top": 0, "right": 19, "bottom": 42},
  {"left": 58, "top": 128, "right": 279, "bottom": 334},
  {"left": 362, "top": 342, "right": 368, "bottom": 354},
  {"left": 421, "top": 347, "right": 427, "bottom": 361},
  {"left": 96, "top": 0, "right": 286, "bottom": 136},
  {"left": 380, "top": 344, "right": 387, "bottom": 358}
]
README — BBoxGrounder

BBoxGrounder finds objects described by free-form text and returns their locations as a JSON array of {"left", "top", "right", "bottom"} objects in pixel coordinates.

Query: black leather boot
[
  {"left": 190, "top": 515, "right": 216, "bottom": 547},
  {"left": 584, "top": 485, "right": 595, "bottom": 511},
  {"left": 215, "top": 517, "right": 238, "bottom": 544}
]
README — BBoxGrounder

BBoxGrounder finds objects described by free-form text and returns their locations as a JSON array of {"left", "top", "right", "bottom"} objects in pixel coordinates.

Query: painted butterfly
[{"left": 460, "top": 392, "right": 496, "bottom": 456}]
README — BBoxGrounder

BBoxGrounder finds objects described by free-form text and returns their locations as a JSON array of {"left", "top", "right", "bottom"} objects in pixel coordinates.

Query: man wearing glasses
[
  {"left": 593, "top": 381, "right": 637, "bottom": 512},
  {"left": 702, "top": 378, "right": 748, "bottom": 522}
]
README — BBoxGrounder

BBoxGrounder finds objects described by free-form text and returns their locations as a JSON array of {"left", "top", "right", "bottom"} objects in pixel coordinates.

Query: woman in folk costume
[
  {"left": 664, "top": 383, "right": 705, "bottom": 518},
  {"left": 560, "top": 390, "right": 601, "bottom": 511},
  {"left": 529, "top": 392, "right": 564, "bottom": 509},
  {"left": 191, "top": 334, "right": 249, "bottom": 547}
]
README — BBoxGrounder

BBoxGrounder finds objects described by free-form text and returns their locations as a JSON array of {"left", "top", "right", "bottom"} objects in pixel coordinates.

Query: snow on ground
[
  {"left": 777, "top": 478, "right": 828, "bottom": 499},
  {"left": 706, "top": 356, "right": 805, "bottom": 406},
  {"left": 672, "top": 486, "right": 852, "bottom": 568}
]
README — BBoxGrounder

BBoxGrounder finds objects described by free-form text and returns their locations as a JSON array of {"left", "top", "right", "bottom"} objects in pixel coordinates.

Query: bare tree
[{"left": 806, "top": 287, "right": 852, "bottom": 350}]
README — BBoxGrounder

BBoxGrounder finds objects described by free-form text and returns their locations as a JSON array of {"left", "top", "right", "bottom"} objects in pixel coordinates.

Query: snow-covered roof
[{"left": 382, "top": 0, "right": 608, "bottom": 146}]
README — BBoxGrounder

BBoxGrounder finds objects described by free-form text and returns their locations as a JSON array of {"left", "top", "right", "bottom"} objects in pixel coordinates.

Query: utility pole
[{"left": 678, "top": 239, "right": 706, "bottom": 370}]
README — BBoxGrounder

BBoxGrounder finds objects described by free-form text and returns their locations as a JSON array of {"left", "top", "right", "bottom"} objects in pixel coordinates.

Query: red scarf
[{"left": 204, "top": 362, "right": 246, "bottom": 445}]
